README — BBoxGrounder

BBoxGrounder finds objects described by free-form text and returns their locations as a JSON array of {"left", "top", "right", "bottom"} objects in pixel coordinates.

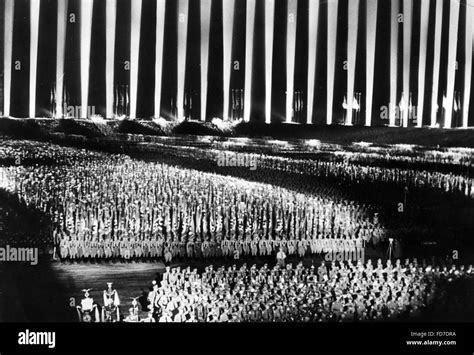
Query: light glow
[
  {"left": 430, "top": 0, "right": 443, "bottom": 127},
  {"left": 200, "top": 0, "right": 212, "bottom": 121},
  {"left": 55, "top": 0, "right": 68, "bottom": 118},
  {"left": 462, "top": 0, "right": 474, "bottom": 128},
  {"left": 365, "top": 0, "right": 377, "bottom": 126},
  {"left": 327, "top": 0, "right": 338, "bottom": 125},
  {"left": 307, "top": 0, "right": 320, "bottom": 124},
  {"left": 3, "top": 0, "right": 15, "bottom": 117},
  {"left": 105, "top": 0, "right": 116, "bottom": 118},
  {"left": 402, "top": 0, "right": 413, "bottom": 128},
  {"left": 29, "top": 0, "right": 41, "bottom": 118},
  {"left": 177, "top": 0, "right": 189, "bottom": 120},
  {"left": 154, "top": 0, "right": 166, "bottom": 119},
  {"left": 222, "top": 0, "right": 236, "bottom": 120},
  {"left": 286, "top": 0, "right": 298, "bottom": 123},
  {"left": 80, "top": 0, "right": 94, "bottom": 119},
  {"left": 130, "top": 0, "right": 142, "bottom": 119},
  {"left": 444, "top": 0, "right": 460, "bottom": 128},
  {"left": 264, "top": 0, "right": 275, "bottom": 124},
  {"left": 243, "top": 0, "right": 256, "bottom": 122},
  {"left": 416, "top": 0, "right": 429, "bottom": 127},
  {"left": 389, "top": 0, "right": 399, "bottom": 126},
  {"left": 346, "top": 0, "right": 360, "bottom": 126}
]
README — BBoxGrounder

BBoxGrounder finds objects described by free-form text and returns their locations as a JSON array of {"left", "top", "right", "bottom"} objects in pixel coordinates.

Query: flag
[
  {"left": 342, "top": 95, "right": 348, "bottom": 109},
  {"left": 352, "top": 97, "right": 359, "bottom": 111}
]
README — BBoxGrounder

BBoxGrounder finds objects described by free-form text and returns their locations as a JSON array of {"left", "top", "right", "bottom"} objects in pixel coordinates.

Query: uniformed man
[
  {"left": 276, "top": 247, "right": 287, "bottom": 267},
  {"left": 102, "top": 282, "right": 120, "bottom": 322}
]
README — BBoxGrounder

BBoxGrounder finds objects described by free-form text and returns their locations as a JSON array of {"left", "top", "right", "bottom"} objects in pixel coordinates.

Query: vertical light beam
[
  {"left": 130, "top": 0, "right": 142, "bottom": 119},
  {"left": 105, "top": 0, "right": 116, "bottom": 118},
  {"left": 264, "top": 0, "right": 275, "bottom": 123},
  {"left": 4, "top": 0, "right": 15, "bottom": 117},
  {"left": 222, "top": 0, "right": 236, "bottom": 120},
  {"left": 243, "top": 0, "right": 256, "bottom": 122},
  {"left": 55, "top": 0, "right": 68, "bottom": 118},
  {"left": 286, "top": 0, "right": 298, "bottom": 123},
  {"left": 402, "top": 0, "right": 413, "bottom": 128},
  {"left": 416, "top": 0, "right": 429, "bottom": 127},
  {"left": 200, "top": 0, "right": 212, "bottom": 121},
  {"left": 365, "top": 0, "right": 377, "bottom": 126},
  {"left": 389, "top": 0, "right": 399, "bottom": 126},
  {"left": 80, "top": 0, "right": 94, "bottom": 119},
  {"left": 346, "top": 0, "right": 360, "bottom": 126},
  {"left": 462, "top": 0, "right": 474, "bottom": 128},
  {"left": 154, "top": 0, "right": 166, "bottom": 119},
  {"left": 327, "top": 0, "right": 338, "bottom": 125},
  {"left": 430, "top": 0, "right": 443, "bottom": 127},
  {"left": 444, "top": 0, "right": 460, "bottom": 128},
  {"left": 307, "top": 0, "right": 319, "bottom": 124},
  {"left": 177, "top": 0, "right": 189, "bottom": 120},
  {"left": 29, "top": 0, "right": 41, "bottom": 118}
]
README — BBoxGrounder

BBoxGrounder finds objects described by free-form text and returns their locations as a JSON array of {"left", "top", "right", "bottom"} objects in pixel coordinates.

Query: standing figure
[
  {"left": 101, "top": 282, "right": 121, "bottom": 322},
  {"left": 76, "top": 289, "right": 100, "bottom": 322}
]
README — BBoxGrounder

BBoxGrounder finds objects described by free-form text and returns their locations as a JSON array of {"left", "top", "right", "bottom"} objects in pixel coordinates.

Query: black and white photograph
[{"left": 0, "top": 0, "right": 473, "bottom": 352}]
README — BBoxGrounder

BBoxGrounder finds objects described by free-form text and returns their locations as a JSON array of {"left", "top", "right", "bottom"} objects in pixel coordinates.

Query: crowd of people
[
  {"left": 0, "top": 145, "right": 380, "bottom": 261},
  {"left": 77, "top": 258, "right": 473, "bottom": 322},
  {"left": 1, "top": 138, "right": 471, "bottom": 264},
  {"left": 158, "top": 145, "right": 474, "bottom": 198},
  {"left": 0, "top": 140, "right": 105, "bottom": 166},
  {"left": 1, "top": 139, "right": 472, "bottom": 323},
  {"left": 140, "top": 135, "right": 474, "bottom": 168}
]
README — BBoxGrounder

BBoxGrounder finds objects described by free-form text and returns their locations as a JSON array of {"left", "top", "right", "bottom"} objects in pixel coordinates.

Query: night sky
[{"left": 3, "top": 0, "right": 474, "bottom": 126}]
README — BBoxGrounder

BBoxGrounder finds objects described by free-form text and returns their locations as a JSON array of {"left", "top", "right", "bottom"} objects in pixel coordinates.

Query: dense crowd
[
  {"left": 0, "top": 142, "right": 382, "bottom": 261},
  {"left": 0, "top": 140, "right": 106, "bottom": 166},
  {"left": 0, "top": 139, "right": 471, "bottom": 264},
  {"left": 140, "top": 136, "right": 474, "bottom": 167},
  {"left": 1, "top": 139, "right": 472, "bottom": 323},
  {"left": 145, "top": 143, "right": 474, "bottom": 198},
  {"left": 124, "top": 259, "right": 472, "bottom": 322}
]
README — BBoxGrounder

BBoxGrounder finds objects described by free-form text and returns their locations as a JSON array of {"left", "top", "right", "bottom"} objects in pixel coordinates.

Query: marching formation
[{"left": 0, "top": 142, "right": 383, "bottom": 261}]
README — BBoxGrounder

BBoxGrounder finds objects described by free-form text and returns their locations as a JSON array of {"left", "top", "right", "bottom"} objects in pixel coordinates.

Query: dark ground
[{"left": 1, "top": 117, "right": 474, "bottom": 148}]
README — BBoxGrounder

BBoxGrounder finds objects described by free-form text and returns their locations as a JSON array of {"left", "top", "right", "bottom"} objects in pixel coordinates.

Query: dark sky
[{"left": 3, "top": 0, "right": 474, "bottom": 126}]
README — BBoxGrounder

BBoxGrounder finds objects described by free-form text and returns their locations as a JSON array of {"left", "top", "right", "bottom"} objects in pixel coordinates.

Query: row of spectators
[{"left": 57, "top": 237, "right": 363, "bottom": 261}]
